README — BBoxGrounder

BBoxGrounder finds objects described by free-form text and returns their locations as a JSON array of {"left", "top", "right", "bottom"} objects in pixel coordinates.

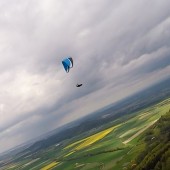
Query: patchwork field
[{"left": 1, "top": 98, "right": 170, "bottom": 170}]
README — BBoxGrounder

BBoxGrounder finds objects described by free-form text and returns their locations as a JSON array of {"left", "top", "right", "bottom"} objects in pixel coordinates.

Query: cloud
[{"left": 0, "top": 0, "right": 170, "bottom": 153}]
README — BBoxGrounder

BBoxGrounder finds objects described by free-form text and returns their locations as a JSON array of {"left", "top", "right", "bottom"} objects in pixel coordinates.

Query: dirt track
[{"left": 123, "top": 120, "right": 158, "bottom": 144}]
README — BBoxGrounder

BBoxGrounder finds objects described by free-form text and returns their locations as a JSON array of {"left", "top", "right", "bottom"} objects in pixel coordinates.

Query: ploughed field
[{"left": 1, "top": 98, "right": 170, "bottom": 170}]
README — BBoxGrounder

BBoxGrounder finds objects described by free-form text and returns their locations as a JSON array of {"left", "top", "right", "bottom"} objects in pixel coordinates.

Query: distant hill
[{"left": 22, "top": 78, "right": 170, "bottom": 154}]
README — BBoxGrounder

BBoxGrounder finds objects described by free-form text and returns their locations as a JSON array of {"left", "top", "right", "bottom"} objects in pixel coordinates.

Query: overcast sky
[{"left": 0, "top": 0, "right": 170, "bottom": 154}]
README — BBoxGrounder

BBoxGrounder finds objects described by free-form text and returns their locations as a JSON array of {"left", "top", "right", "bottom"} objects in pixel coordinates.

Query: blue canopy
[{"left": 62, "top": 57, "right": 73, "bottom": 73}]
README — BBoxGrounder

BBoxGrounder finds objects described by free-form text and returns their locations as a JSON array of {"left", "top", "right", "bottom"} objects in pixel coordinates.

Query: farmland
[{"left": 0, "top": 98, "right": 169, "bottom": 170}]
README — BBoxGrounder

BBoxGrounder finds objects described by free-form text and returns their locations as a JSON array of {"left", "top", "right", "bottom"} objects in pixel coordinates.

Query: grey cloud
[{"left": 0, "top": 0, "right": 170, "bottom": 153}]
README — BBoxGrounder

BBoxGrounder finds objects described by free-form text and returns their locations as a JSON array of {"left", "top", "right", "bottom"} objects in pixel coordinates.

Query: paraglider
[
  {"left": 62, "top": 57, "right": 83, "bottom": 87},
  {"left": 62, "top": 57, "right": 73, "bottom": 73},
  {"left": 76, "top": 84, "right": 82, "bottom": 87}
]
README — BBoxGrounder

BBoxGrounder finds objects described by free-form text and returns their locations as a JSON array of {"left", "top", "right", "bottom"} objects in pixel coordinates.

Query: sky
[{"left": 0, "top": 0, "right": 170, "bottom": 154}]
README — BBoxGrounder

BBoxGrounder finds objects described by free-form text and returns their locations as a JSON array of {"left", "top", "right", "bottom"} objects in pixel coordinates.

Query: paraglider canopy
[{"left": 62, "top": 57, "right": 73, "bottom": 73}]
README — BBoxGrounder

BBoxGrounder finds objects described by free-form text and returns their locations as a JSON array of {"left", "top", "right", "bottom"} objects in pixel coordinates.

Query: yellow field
[
  {"left": 64, "top": 151, "right": 75, "bottom": 157},
  {"left": 65, "top": 124, "right": 121, "bottom": 152},
  {"left": 64, "top": 138, "right": 86, "bottom": 150},
  {"left": 75, "top": 126, "right": 115, "bottom": 150},
  {"left": 41, "top": 161, "right": 59, "bottom": 170}
]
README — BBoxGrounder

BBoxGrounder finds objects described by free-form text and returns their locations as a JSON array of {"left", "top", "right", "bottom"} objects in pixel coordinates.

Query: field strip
[
  {"left": 2, "top": 163, "right": 18, "bottom": 170},
  {"left": 74, "top": 125, "right": 121, "bottom": 151},
  {"left": 119, "top": 128, "right": 136, "bottom": 138},
  {"left": 64, "top": 138, "right": 86, "bottom": 150},
  {"left": 21, "top": 158, "right": 40, "bottom": 168},
  {"left": 139, "top": 112, "right": 150, "bottom": 120},
  {"left": 40, "top": 161, "right": 59, "bottom": 170},
  {"left": 123, "top": 119, "right": 158, "bottom": 144},
  {"left": 64, "top": 151, "right": 75, "bottom": 157},
  {"left": 30, "top": 160, "right": 49, "bottom": 170},
  {"left": 64, "top": 124, "right": 121, "bottom": 151}
]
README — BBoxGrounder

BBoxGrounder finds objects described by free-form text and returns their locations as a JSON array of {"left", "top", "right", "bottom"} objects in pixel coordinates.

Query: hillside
[{"left": 130, "top": 109, "right": 170, "bottom": 170}]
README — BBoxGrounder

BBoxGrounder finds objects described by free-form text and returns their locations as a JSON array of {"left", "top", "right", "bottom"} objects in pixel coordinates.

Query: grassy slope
[{"left": 132, "top": 109, "right": 170, "bottom": 170}]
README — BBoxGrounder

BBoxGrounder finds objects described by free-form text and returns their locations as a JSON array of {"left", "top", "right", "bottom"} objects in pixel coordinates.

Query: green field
[{"left": 1, "top": 98, "right": 170, "bottom": 170}]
